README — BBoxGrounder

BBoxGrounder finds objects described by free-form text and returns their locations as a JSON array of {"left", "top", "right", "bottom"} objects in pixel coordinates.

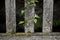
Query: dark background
[
  {"left": 52, "top": 0, "right": 60, "bottom": 32},
  {"left": 0, "top": 0, "right": 6, "bottom": 33}
]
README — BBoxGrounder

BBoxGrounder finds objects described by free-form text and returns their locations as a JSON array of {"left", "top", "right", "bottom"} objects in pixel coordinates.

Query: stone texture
[
  {"left": 0, "top": 36, "right": 60, "bottom": 40},
  {"left": 43, "top": 0, "right": 53, "bottom": 32},
  {"left": 5, "top": 0, "right": 16, "bottom": 33},
  {"left": 25, "top": 0, "right": 34, "bottom": 33},
  {"left": 4, "top": 0, "right": 60, "bottom": 40}
]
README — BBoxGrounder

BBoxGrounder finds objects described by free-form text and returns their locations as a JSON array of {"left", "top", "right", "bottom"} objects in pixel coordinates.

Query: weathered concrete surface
[
  {"left": 43, "top": 0, "right": 53, "bottom": 33},
  {"left": 0, "top": 36, "right": 60, "bottom": 40},
  {"left": 25, "top": 0, "right": 34, "bottom": 33},
  {"left": 5, "top": 0, "right": 16, "bottom": 33}
]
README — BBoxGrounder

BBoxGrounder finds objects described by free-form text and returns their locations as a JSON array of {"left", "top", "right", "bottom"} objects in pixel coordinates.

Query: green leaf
[
  {"left": 27, "top": 2, "right": 30, "bottom": 5},
  {"left": 19, "top": 21, "right": 24, "bottom": 24},
  {"left": 25, "top": 2, "right": 30, "bottom": 7},
  {"left": 33, "top": 3, "right": 36, "bottom": 6},
  {"left": 30, "top": 0, "right": 34, "bottom": 3},
  {"left": 25, "top": 17, "right": 29, "bottom": 22},
  {"left": 34, "top": 14, "right": 40, "bottom": 18},
  {"left": 34, "top": 0, "right": 38, "bottom": 2},
  {"left": 34, "top": 19, "right": 37, "bottom": 23},
  {"left": 21, "top": 10, "right": 25, "bottom": 14}
]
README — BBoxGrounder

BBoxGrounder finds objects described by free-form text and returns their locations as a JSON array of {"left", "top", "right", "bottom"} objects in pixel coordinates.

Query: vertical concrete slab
[
  {"left": 43, "top": 0, "right": 53, "bottom": 33},
  {"left": 5, "top": 0, "right": 16, "bottom": 33},
  {"left": 25, "top": 0, "right": 34, "bottom": 33}
]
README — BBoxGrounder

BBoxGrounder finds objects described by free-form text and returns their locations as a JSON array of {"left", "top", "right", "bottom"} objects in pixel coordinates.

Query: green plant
[{"left": 19, "top": 0, "right": 39, "bottom": 25}]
